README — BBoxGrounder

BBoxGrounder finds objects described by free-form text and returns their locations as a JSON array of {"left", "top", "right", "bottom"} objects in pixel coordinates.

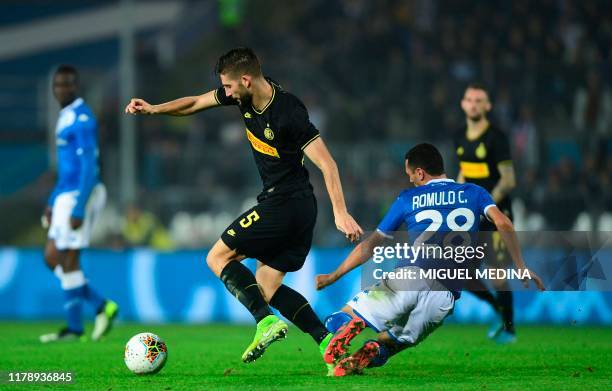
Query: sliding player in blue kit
[
  {"left": 316, "top": 143, "right": 544, "bottom": 376},
  {"left": 40, "top": 65, "right": 118, "bottom": 343}
]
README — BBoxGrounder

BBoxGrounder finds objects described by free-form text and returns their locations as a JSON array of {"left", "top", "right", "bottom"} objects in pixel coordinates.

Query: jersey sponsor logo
[
  {"left": 244, "top": 112, "right": 252, "bottom": 119},
  {"left": 246, "top": 128, "right": 280, "bottom": 158},
  {"left": 475, "top": 142, "right": 487, "bottom": 159},
  {"left": 264, "top": 126, "right": 274, "bottom": 140},
  {"left": 226, "top": 229, "right": 236, "bottom": 237},
  {"left": 460, "top": 161, "right": 490, "bottom": 179}
]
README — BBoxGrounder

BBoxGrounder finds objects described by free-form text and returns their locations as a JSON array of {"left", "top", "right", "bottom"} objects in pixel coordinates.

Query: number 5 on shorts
[{"left": 240, "top": 210, "right": 260, "bottom": 228}]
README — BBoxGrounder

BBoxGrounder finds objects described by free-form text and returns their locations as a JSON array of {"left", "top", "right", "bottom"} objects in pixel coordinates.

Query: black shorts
[{"left": 220, "top": 194, "right": 317, "bottom": 272}]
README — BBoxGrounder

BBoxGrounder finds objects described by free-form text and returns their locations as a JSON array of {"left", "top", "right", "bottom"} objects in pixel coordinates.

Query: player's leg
[
  {"left": 257, "top": 264, "right": 331, "bottom": 346},
  {"left": 322, "top": 306, "right": 366, "bottom": 365},
  {"left": 206, "top": 239, "right": 286, "bottom": 363},
  {"left": 68, "top": 185, "right": 118, "bottom": 340},
  {"left": 333, "top": 332, "right": 401, "bottom": 377},
  {"left": 40, "top": 239, "right": 84, "bottom": 342},
  {"left": 41, "top": 185, "right": 117, "bottom": 343},
  {"left": 488, "top": 230, "right": 516, "bottom": 343},
  {"left": 335, "top": 278, "right": 455, "bottom": 376}
]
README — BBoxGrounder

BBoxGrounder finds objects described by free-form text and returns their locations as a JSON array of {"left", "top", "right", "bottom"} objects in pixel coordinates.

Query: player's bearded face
[
  {"left": 220, "top": 73, "right": 252, "bottom": 105},
  {"left": 461, "top": 89, "right": 491, "bottom": 121}
]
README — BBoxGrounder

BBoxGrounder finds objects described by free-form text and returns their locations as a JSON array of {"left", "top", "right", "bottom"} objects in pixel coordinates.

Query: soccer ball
[{"left": 124, "top": 332, "right": 168, "bottom": 375}]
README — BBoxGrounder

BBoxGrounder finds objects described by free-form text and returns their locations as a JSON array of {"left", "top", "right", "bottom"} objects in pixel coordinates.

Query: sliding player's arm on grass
[
  {"left": 304, "top": 137, "right": 363, "bottom": 243},
  {"left": 486, "top": 206, "right": 545, "bottom": 290},
  {"left": 124, "top": 90, "right": 220, "bottom": 116},
  {"left": 315, "top": 231, "right": 386, "bottom": 290}
]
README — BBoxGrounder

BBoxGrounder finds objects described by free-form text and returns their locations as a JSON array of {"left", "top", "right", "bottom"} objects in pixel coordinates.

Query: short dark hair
[
  {"left": 405, "top": 143, "right": 445, "bottom": 176},
  {"left": 54, "top": 64, "right": 79, "bottom": 82},
  {"left": 465, "top": 82, "right": 489, "bottom": 95},
  {"left": 214, "top": 47, "right": 262, "bottom": 77}
]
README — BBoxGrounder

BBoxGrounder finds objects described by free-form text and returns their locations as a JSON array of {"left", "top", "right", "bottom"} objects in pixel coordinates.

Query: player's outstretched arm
[
  {"left": 486, "top": 206, "right": 545, "bottom": 291},
  {"left": 315, "top": 232, "right": 386, "bottom": 290},
  {"left": 124, "top": 90, "right": 220, "bottom": 116},
  {"left": 304, "top": 137, "right": 363, "bottom": 242}
]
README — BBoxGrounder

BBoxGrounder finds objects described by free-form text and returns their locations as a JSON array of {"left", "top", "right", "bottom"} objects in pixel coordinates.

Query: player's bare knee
[
  {"left": 62, "top": 250, "right": 80, "bottom": 272},
  {"left": 44, "top": 243, "right": 59, "bottom": 269}
]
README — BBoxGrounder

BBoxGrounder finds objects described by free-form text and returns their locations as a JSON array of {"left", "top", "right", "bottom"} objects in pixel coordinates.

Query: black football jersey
[
  {"left": 454, "top": 124, "right": 512, "bottom": 194},
  {"left": 215, "top": 78, "right": 320, "bottom": 198}
]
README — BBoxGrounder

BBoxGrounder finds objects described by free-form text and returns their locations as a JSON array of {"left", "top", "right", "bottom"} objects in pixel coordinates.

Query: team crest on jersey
[
  {"left": 244, "top": 112, "right": 252, "bottom": 119},
  {"left": 476, "top": 142, "right": 487, "bottom": 159},
  {"left": 457, "top": 146, "right": 464, "bottom": 156},
  {"left": 264, "top": 125, "right": 274, "bottom": 140}
]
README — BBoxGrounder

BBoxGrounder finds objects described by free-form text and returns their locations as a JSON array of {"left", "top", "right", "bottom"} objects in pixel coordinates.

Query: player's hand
[
  {"left": 125, "top": 98, "right": 155, "bottom": 115},
  {"left": 70, "top": 217, "right": 83, "bottom": 230},
  {"left": 522, "top": 269, "right": 545, "bottom": 291},
  {"left": 41, "top": 207, "right": 52, "bottom": 229},
  {"left": 335, "top": 212, "right": 363, "bottom": 243},
  {"left": 315, "top": 273, "right": 338, "bottom": 290}
]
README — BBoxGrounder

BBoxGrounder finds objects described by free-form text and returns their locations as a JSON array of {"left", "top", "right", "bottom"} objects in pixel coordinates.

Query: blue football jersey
[
  {"left": 376, "top": 178, "right": 496, "bottom": 296},
  {"left": 47, "top": 98, "right": 101, "bottom": 219}
]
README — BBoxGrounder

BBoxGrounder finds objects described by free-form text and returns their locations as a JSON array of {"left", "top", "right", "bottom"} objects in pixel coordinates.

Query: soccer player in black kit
[
  {"left": 455, "top": 83, "right": 518, "bottom": 344},
  {"left": 125, "top": 47, "right": 363, "bottom": 369}
]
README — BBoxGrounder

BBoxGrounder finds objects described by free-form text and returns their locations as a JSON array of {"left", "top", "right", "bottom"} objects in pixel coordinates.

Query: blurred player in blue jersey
[
  {"left": 315, "top": 143, "right": 544, "bottom": 376},
  {"left": 39, "top": 65, "right": 118, "bottom": 343}
]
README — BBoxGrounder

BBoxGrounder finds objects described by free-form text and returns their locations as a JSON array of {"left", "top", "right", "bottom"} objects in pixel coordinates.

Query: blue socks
[
  {"left": 368, "top": 340, "right": 389, "bottom": 367},
  {"left": 55, "top": 266, "right": 106, "bottom": 333},
  {"left": 63, "top": 285, "right": 85, "bottom": 334},
  {"left": 84, "top": 284, "right": 106, "bottom": 313},
  {"left": 324, "top": 311, "right": 353, "bottom": 333}
]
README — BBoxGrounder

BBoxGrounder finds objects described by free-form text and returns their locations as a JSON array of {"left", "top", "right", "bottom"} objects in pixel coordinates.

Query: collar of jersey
[
  {"left": 425, "top": 178, "right": 455, "bottom": 185},
  {"left": 465, "top": 122, "right": 490, "bottom": 141},
  {"left": 60, "top": 97, "right": 84, "bottom": 113},
  {"left": 251, "top": 82, "right": 275, "bottom": 114}
]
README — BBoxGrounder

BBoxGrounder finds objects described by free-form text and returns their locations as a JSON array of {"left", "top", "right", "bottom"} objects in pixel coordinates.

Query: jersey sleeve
[
  {"left": 288, "top": 102, "right": 320, "bottom": 150},
  {"left": 477, "top": 186, "right": 496, "bottom": 218},
  {"left": 492, "top": 130, "right": 512, "bottom": 164},
  {"left": 376, "top": 196, "right": 406, "bottom": 238},
  {"left": 213, "top": 86, "right": 238, "bottom": 106}
]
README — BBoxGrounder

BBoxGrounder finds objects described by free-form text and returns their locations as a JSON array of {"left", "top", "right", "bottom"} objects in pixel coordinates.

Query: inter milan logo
[
  {"left": 264, "top": 124, "right": 274, "bottom": 140},
  {"left": 476, "top": 142, "right": 487, "bottom": 159}
]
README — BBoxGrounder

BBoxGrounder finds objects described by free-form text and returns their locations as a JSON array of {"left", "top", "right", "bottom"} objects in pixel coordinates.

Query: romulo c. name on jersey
[{"left": 215, "top": 78, "right": 320, "bottom": 198}]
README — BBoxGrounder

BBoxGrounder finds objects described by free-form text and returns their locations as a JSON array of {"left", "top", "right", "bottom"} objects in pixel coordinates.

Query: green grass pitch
[{"left": 1, "top": 322, "right": 610, "bottom": 390}]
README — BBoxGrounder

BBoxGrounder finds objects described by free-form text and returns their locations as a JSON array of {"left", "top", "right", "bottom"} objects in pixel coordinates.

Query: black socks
[
  {"left": 220, "top": 262, "right": 272, "bottom": 323},
  {"left": 497, "top": 291, "right": 515, "bottom": 333},
  {"left": 270, "top": 284, "right": 329, "bottom": 344}
]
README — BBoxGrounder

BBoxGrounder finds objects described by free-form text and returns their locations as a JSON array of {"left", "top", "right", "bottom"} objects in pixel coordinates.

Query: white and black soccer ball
[{"left": 124, "top": 332, "right": 168, "bottom": 375}]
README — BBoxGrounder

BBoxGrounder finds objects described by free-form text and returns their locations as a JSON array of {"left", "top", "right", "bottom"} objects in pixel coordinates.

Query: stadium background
[{"left": 0, "top": 0, "right": 611, "bottom": 326}]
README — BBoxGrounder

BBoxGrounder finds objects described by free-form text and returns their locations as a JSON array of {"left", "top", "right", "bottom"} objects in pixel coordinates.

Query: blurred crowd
[
  {"left": 3, "top": 0, "right": 612, "bottom": 247},
  {"left": 117, "top": 0, "right": 611, "bottom": 247}
]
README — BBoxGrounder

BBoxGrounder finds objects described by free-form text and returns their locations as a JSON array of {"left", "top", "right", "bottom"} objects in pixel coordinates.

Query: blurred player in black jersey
[
  {"left": 454, "top": 83, "right": 518, "bottom": 344},
  {"left": 125, "top": 47, "right": 362, "bottom": 370}
]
